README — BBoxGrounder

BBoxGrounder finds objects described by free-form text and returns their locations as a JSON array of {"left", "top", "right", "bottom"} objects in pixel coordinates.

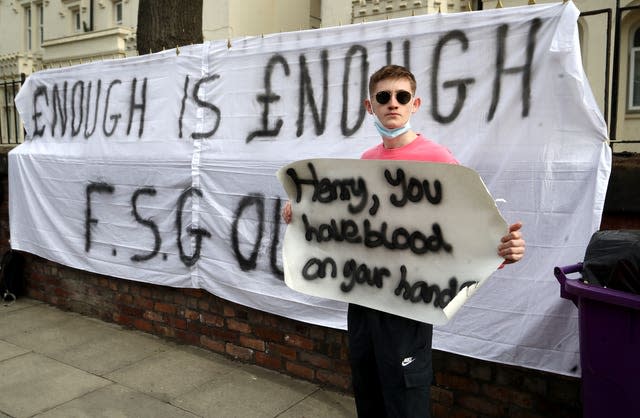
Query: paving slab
[
  {"left": 47, "top": 327, "right": 169, "bottom": 376},
  {"left": 0, "top": 340, "right": 30, "bottom": 362},
  {"left": 0, "top": 304, "right": 74, "bottom": 339},
  {"left": 34, "top": 383, "right": 200, "bottom": 418},
  {"left": 0, "top": 299, "right": 41, "bottom": 313},
  {"left": 5, "top": 314, "right": 120, "bottom": 355},
  {"left": 277, "top": 388, "right": 357, "bottom": 418},
  {"left": 106, "top": 346, "right": 239, "bottom": 402},
  {"left": 172, "top": 363, "right": 318, "bottom": 418},
  {"left": 0, "top": 352, "right": 110, "bottom": 417}
]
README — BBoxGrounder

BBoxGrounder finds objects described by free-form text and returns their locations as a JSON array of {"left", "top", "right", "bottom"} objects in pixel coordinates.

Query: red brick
[
  {"left": 256, "top": 351, "right": 283, "bottom": 370},
  {"left": 239, "top": 335, "right": 265, "bottom": 352},
  {"left": 309, "top": 326, "right": 326, "bottom": 340},
  {"left": 184, "top": 309, "right": 200, "bottom": 321},
  {"left": 469, "top": 363, "right": 492, "bottom": 382},
  {"left": 511, "top": 390, "right": 535, "bottom": 409},
  {"left": 254, "top": 326, "right": 284, "bottom": 342},
  {"left": 115, "top": 293, "right": 133, "bottom": 304},
  {"left": 431, "top": 403, "right": 453, "bottom": 418},
  {"left": 210, "top": 327, "right": 237, "bottom": 343},
  {"left": 294, "top": 324, "right": 309, "bottom": 335},
  {"left": 227, "top": 318, "right": 251, "bottom": 333},
  {"left": 284, "top": 334, "right": 314, "bottom": 350},
  {"left": 548, "top": 378, "right": 580, "bottom": 403},
  {"left": 133, "top": 296, "right": 153, "bottom": 311},
  {"left": 155, "top": 302, "right": 176, "bottom": 315},
  {"left": 316, "top": 369, "right": 350, "bottom": 390},
  {"left": 268, "top": 343, "right": 298, "bottom": 361},
  {"left": 285, "top": 361, "right": 314, "bottom": 381},
  {"left": 226, "top": 343, "right": 254, "bottom": 361},
  {"left": 170, "top": 317, "right": 187, "bottom": 330},
  {"left": 182, "top": 289, "right": 205, "bottom": 298},
  {"left": 155, "top": 324, "right": 175, "bottom": 338},
  {"left": 187, "top": 321, "right": 207, "bottom": 334},
  {"left": 175, "top": 329, "right": 200, "bottom": 346},
  {"left": 143, "top": 310, "right": 165, "bottom": 322},
  {"left": 247, "top": 310, "right": 264, "bottom": 324},
  {"left": 431, "top": 386, "right": 454, "bottom": 406},
  {"left": 483, "top": 383, "right": 537, "bottom": 410},
  {"left": 113, "top": 313, "right": 134, "bottom": 327},
  {"left": 458, "top": 395, "right": 506, "bottom": 416},
  {"left": 173, "top": 294, "right": 186, "bottom": 306},
  {"left": 54, "top": 288, "right": 70, "bottom": 297},
  {"left": 119, "top": 305, "right": 144, "bottom": 317},
  {"left": 334, "top": 359, "right": 352, "bottom": 376},
  {"left": 201, "top": 312, "right": 224, "bottom": 327},
  {"left": 435, "top": 372, "right": 480, "bottom": 393},
  {"left": 223, "top": 306, "right": 235, "bottom": 317},
  {"left": 133, "top": 318, "right": 153, "bottom": 333},
  {"left": 299, "top": 351, "right": 331, "bottom": 369},
  {"left": 201, "top": 335, "right": 225, "bottom": 354},
  {"left": 235, "top": 308, "right": 249, "bottom": 320},
  {"left": 197, "top": 299, "right": 211, "bottom": 311},
  {"left": 445, "top": 356, "right": 470, "bottom": 375}
]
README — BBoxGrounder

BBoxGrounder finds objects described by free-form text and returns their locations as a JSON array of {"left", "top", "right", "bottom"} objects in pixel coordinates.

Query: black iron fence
[{"left": 0, "top": 73, "right": 26, "bottom": 145}]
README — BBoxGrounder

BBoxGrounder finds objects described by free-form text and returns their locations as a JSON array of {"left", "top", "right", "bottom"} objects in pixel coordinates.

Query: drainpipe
[{"left": 610, "top": 0, "right": 620, "bottom": 141}]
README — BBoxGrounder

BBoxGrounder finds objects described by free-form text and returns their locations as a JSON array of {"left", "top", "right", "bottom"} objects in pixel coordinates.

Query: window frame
[
  {"left": 114, "top": 0, "right": 123, "bottom": 25},
  {"left": 25, "top": 5, "right": 32, "bottom": 50},
  {"left": 38, "top": 2, "right": 44, "bottom": 46},
  {"left": 72, "top": 8, "right": 82, "bottom": 32}
]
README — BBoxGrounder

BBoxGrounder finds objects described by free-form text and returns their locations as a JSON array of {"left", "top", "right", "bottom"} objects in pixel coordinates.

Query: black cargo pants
[{"left": 348, "top": 303, "right": 433, "bottom": 418}]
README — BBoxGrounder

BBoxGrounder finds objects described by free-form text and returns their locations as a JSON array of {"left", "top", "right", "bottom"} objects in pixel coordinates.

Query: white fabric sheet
[{"left": 11, "top": 2, "right": 610, "bottom": 377}]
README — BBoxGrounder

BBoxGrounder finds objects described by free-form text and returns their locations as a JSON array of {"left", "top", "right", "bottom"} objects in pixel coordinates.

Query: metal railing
[{"left": 0, "top": 73, "right": 26, "bottom": 145}]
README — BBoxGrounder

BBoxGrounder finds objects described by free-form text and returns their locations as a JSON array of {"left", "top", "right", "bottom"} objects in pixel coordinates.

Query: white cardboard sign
[{"left": 278, "top": 158, "right": 507, "bottom": 325}]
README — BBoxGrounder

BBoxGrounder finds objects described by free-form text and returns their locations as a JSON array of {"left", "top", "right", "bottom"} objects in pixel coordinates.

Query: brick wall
[
  {"left": 22, "top": 255, "right": 353, "bottom": 389},
  {"left": 19, "top": 253, "right": 582, "bottom": 417},
  {"left": 13, "top": 147, "right": 636, "bottom": 417}
]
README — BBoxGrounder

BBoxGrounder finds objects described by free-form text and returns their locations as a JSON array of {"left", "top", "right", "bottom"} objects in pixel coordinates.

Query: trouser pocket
[{"left": 401, "top": 347, "right": 433, "bottom": 388}]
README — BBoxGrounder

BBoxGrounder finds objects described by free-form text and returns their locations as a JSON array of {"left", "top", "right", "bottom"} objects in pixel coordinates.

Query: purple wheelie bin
[{"left": 555, "top": 263, "right": 640, "bottom": 418}]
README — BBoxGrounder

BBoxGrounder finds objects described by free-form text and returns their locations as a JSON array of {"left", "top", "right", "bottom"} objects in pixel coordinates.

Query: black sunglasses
[{"left": 374, "top": 90, "right": 413, "bottom": 105}]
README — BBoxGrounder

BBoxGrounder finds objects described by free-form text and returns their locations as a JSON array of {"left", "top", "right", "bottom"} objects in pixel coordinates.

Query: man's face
[{"left": 365, "top": 77, "right": 420, "bottom": 130}]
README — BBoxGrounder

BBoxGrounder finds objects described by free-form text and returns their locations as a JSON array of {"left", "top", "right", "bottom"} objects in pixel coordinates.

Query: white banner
[{"left": 11, "top": 2, "right": 611, "bottom": 377}]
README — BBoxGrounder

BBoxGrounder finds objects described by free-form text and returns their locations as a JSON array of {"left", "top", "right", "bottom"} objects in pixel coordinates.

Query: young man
[{"left": 283, "top": 65, "right": 525, "bottom": 418}]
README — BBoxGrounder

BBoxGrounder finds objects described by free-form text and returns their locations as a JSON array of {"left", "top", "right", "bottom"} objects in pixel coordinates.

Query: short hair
[{"left": 368, "top": 65, "right": 417, "bottom": 96}]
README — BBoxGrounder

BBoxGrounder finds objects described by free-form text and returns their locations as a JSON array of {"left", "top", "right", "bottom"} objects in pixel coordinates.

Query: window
[
  {"left": 114, "top": 1, "right": 123, "bottom": 25},
  {"left": 25, "top": 6, "right": 32, "bottom": 50},
  {"left": 38, "top": 3, "right": 44, "bottom": 45},
  {"left": 630, "top": 26, "right": 640, "bottom": 111},
  {"left": 73, "top": 8, "right": 81, "bottom": 32}
]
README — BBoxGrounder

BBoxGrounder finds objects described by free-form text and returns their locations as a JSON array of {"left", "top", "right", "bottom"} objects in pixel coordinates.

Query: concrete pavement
[{"left": 0, "top": 298, "right": 356, "bottom": 418}]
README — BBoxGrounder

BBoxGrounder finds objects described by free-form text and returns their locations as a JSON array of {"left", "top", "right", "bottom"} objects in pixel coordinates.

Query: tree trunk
[{"left": 136, "top": 0, "right": 203, "bottom": 55}]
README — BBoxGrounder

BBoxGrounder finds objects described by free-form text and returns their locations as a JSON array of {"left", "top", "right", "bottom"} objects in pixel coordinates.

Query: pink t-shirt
[{"left": 360, "top": 134, "right": 458, "bottom": 164}]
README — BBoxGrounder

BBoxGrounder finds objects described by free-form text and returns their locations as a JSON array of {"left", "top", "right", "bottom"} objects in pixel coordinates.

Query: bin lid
[{"left": 563, "top": 277, "right": 640, "bottom": 311}]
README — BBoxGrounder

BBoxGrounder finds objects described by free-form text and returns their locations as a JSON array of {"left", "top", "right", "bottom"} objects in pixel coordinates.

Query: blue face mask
[{"left": 373, "top": 114, "right": 411, "bottom": 139}]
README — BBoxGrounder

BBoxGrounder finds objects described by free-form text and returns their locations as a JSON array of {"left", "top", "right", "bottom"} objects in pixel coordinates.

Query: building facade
[{"left": 1, "top": 0, "right": 639, "bottom": 148}]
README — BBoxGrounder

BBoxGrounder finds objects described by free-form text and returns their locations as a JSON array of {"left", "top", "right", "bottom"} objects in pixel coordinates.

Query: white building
[{"left": 1, "top": 0, "right": 639, "bottom": 151}]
